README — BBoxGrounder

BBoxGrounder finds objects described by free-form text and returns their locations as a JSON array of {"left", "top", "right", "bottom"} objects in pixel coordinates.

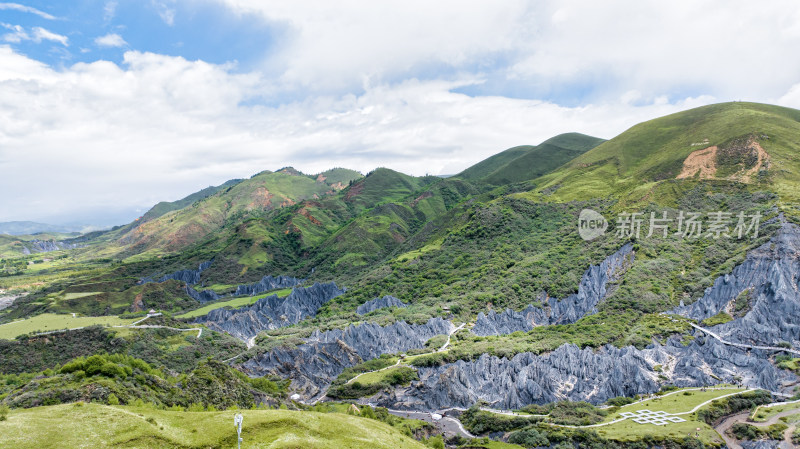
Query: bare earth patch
[
  {"left": 677, "top": 138, "right": 770, "bottom": 182},
  {"left": 677, "top": 146, "right": 718, "bottom": 179}
]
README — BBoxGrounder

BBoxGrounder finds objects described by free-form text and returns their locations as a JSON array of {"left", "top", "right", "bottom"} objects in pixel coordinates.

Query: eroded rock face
[
  {"left": 241, "top": 318, "right": 453, "bottom": 397},
  {"left": 740, "top": 441, "right": 783, "bottom": 449},
  {"left": 380, "top": 335, "right": 793, "bottom": 411},
  {"left": 140, "top": 260, "right": 213, "bottom": 285},
  {"left": 198, "top": 282, "right": 345, "bottom": 341},
  {"left": 21, "top": 239, "right": 84, "bottom": 254},
  {"left": 473, "top": 243, "right": 634, "bottom": 336},
  {"left": 673, "top": 222, "right": 800, "bottom": 346},
  {"left": 185, "top": 286, "right": 221, "bottom": 303},
  {"left": 234, "top": 275, "right": 304, "bottom": 297},
  {"left": 140, "top": 261, "right": 303, "bottom": 305},
  {"left": 158, "top": 260, "right": 212, "bottom": 284},
  {"left": 356, "top": 295, "right": 407, "bottom": 315}
]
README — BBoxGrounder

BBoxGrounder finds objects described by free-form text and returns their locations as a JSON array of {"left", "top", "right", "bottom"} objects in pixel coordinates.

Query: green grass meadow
[{"left": 0, "top": 403, "right": 429, "bottom": 449}]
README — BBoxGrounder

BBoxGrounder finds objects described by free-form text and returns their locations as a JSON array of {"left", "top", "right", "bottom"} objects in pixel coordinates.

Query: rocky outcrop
[
  {"left": 198, "top": 282, "right": 345, "bottom": 341},
  {"left": 356, "top": 295, "right": 407, "bottom": 315},
  {"left": 157, "top": 260, "right": 212, "bottom": 284},
  {"left": 307, "top": 317, "right": 452, "bottom": 361},
  {"left": 21, "top": 239, "right": 84, "bottom": 254},
  {"left": 473, "top": 243, "right": 634, "bottom": 336},
  {"left": 241, "top": 318, "right": 453, "bottom": 398},
  {"left": 740, "top": 441, "right": 783, "bottom": 449},
  {"left": 673, "top": 222, "right": 800, "bottom": 347},
  {"left": 140, "top": 261, "right": 301, "bottom": 305},
  {"left": 185, "top": 286, "right": 221, "bottom": 303},
  {"left": 0, "top": 294, "right": 22, "bottom": 311},
  {"left": 380, "top": 334, "right": 793, "bottom": 411},
  {"left": 234, "top": 275, "right": 304, "bottom": 297}
]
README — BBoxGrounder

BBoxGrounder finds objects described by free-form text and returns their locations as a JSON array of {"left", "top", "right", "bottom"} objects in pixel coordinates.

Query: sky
[{"left": 2, "top": 1, "right": 800, "bottom": 226}]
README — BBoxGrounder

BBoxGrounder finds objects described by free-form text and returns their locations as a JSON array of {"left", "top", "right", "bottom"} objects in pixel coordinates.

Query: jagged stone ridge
[
  {"left": 380, "top": 334, "right": 794, "bottom": 411},
  {"left": 473, "top": 243, "right": 634, "bottom": 336},
  {"left": 140, "top": 261, "right": 301, "bottom": 305},
  {"left": 157, "top": 260, "right": 212, "bottom": 284},
  {"left": 673, "top": 222, "right": 800, "bottom": 347},
  {"left": 198, "top": 282, "right": 345, "bottom": 341},
  {"left": 21, "top": 239, "right": 85, "bottom": 255},
  {"left": 185, "top": 286, "right": 221, "bottom": 303},
  {"left": 234, "top": 275, "right": 304, "bottom": 297},
  {"left": 356, "top": 295, "right": 407, "bottom": 315},
  {"left": 241, "top": 318, "right": 453, "bottom": 397}
]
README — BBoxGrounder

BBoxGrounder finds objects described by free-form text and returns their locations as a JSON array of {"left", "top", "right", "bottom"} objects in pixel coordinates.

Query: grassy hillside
[
  {"left": 533, "top": 102, "right": 800, "bottom": 208},
  {"left": 485, "top": 133, "right": 605, "bottom": 185},
  {"left": 0, "top": 403, "right": 429, "bottom": 449},
  {"left": 457, "top": 133, "right": 604, "bottom": 185},
  {"left": 109, "top": 168, "right": 363, "bottom": 259},
  {"left": 138, "top": 179, "right": 244, "bottom": 224},
  {"left": 457, "top": 145, "right": 535, "bottom": 180}
]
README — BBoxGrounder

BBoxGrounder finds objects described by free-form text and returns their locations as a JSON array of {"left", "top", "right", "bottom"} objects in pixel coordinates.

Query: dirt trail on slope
[{"left": 714, "top": 407, "right": 800, "bottom": 449}]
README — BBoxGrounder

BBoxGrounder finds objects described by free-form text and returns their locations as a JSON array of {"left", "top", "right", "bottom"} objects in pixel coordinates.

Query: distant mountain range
[{"left": 0, "top": 221, "right": 87, "bottom": 236}]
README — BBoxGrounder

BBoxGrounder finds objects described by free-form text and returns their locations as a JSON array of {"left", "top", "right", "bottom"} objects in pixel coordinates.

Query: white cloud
[
  {"left": 217, "top": 0, "right": 800, "bottom": 102},
  {"left": 1, "top": 23, "right": 27, "bottom": 43},
  {"left": 31, "top": 27, "right": 67, "bottom": 46},
  {"left": 152, "top": 0, "right": 176, "bottom": 26},
  {"left": 777, "top": 83, "right": 800, "bottom": 109},
  {"left": 0, "top": 45, "right": 719, "bottom": 223},
  {"left": 2, "top": 24, "right": 67, "bottom": 46},
  {"left": 94, "top": 33, "right": 126, "bottom": 48},
  {"left": 221, "top": 0, "right": 529, "bottom": 92},
  {"left": 103, "top": 1, "right": 117, "bottom": 23},
  {"left": 0, "top": 2, "right": 57, "bottom": 20},
  {"left": 2, "top": 1, "right": 800, "bottom": 223}
]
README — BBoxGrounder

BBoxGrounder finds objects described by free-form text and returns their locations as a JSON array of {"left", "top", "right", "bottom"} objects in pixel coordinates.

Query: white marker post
[{"left": 234, "top": 413, "right": 243, "bottom": 449}]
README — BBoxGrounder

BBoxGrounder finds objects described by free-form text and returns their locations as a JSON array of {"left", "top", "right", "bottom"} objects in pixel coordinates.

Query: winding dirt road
[{"left": 714, "top": 407, "right": 800, "bottom": 449}]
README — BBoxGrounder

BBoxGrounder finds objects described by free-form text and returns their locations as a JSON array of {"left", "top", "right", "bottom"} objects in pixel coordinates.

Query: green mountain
[
  {"left": 107, "top": 167, "right": 364, "bottom": 259},
  {"left": 3, "top": 102, "right": 800, "bottom": 449},
  {"left": 0, "top": 221, "right": 80, "bottom": 236},
  {"left": 534, "top": 102, "right": 800, "bottom": 207},
  {"left": 137, "top": 178, "right": 244, "bottom": 224},
  {"left": 456, "top": 132, "right": 605, "bottom": 184}
]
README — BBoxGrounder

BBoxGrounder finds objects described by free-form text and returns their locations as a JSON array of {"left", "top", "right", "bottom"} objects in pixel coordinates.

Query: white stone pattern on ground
[{"left": 620, "top": 410, "right": 687, "bottom": 426}]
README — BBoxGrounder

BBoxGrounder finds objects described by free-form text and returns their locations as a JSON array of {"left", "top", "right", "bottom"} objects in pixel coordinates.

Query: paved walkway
[
  {"left": 345, "top": 322, "right": 465, "bottom": 385},
  {"left": 29, "top": 312, "right": 204, "bottom": 338},
  {"left": 688, "top": 322, "right": 800, "bottom": 356}
]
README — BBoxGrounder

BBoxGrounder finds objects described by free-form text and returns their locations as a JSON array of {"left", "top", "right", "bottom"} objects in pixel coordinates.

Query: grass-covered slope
[
  {"left": 0, "top": 403, "right": 429, "bottom": 449},
  {"left": 535, "top": 102, "right": 800, "bottom": 207},
  {"left": 456, "top": 133, "right": 604, "bottom": 184},
  {"left": 456, "top": 145, "right": 535, "bottom": 180},
  {"left": 138, "top": 178, "right": 244, "bottom": 224},
  {"left": 110, "top": 168, "right": 363, "bottom": 258}
]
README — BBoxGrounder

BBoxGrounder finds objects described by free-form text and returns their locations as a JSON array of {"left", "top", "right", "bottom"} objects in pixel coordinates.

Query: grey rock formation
[
  {"left": 473, "top": 243, "right": 634, "bottom": 336},
  {"left": 740, "top": 442, "right": 782, "bottom": 449},
  {"left": 0, "top": 294, "right": 21, "bottom": 311},
  {"left": 356, "top": 295, "right": 407, "bottom": 315},
  {"left": 380, "top": 334, "right": 793, "bottom": 411},
  {"left": 185, "top": 286, "right": 221, "bottom": 303},
  {"left": 198, "top": 282, "right": 345, "bottom": 341},
  {"left": 234, "top": 275, "right": 304, "bottom": 297},
  {"left": 241, "top": 318, "right": 453, "bottom": 397},
  {"left": 21, "top": 239, "right": 84, "bottom": 254},
  {"left": 157, "top": 260, "right": 212, "bottom": 284},
  {"left": 673, "top": 222, "right": 800, "bottom": 347}
]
